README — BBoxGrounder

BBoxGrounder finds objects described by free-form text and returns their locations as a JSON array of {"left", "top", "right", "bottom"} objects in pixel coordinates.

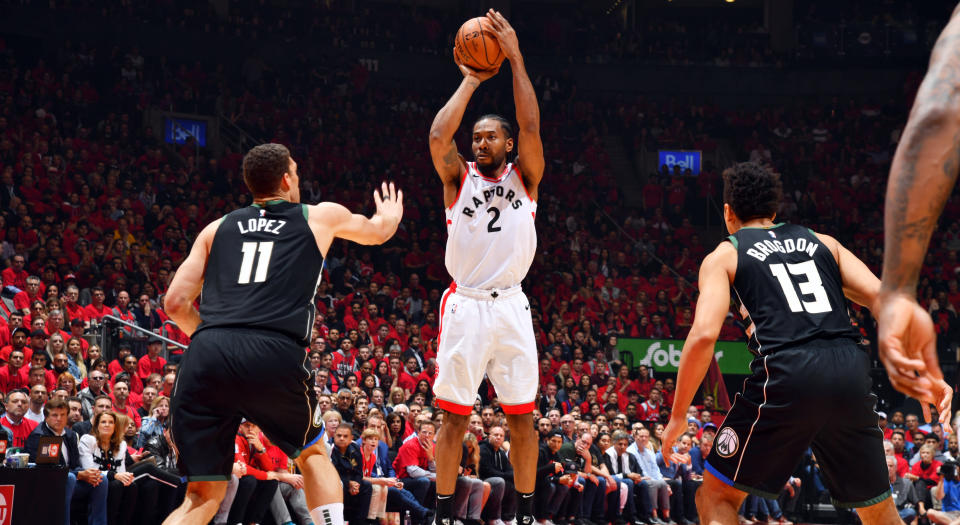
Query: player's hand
[
  {"left": 453, "top": 48, "right": 500, "bottom": 83},
  {"left": 373, "top": 181, "right": 403, "bottom": 230},
  {"left": 661, "top": 415, "right": 687, "bottom": 467},
  {"left": 485, "top": 9, "right": 521, "bottom": 61},
  {"left": 349, "top": 480, "right": 360, "bottom": 495},
  {"left": 875, "top": 293, "right": 952, "bottom": 425}
]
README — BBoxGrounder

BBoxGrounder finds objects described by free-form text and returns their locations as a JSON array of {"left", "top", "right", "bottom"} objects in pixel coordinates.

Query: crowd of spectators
[{"left": 0, "top": 1, "right": 959, "bottom": 524}]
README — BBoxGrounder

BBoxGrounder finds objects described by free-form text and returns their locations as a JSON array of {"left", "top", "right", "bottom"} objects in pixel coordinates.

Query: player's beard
[{"left": 475, "top": 151, "right": 505, "bottom": 178}]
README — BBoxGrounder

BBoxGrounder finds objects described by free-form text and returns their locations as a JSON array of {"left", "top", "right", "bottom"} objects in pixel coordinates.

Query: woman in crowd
[
  {"left": 79, "top": 411, "right": 138, "bottom": 525},
  {"left": 458, "top": 432, "right": 490, "bottom": 524},
  {"left": 138, "top": 395, "right": 170, "bottom": 448},
  {"left": 65, "top": 336, "right": 88, "bottom": 380},
  {"left": 386, "top": 412, "right": 406, "bottom": 463},
  {"left": 56, "top": 371, "right": 79, "bottom": 397}
]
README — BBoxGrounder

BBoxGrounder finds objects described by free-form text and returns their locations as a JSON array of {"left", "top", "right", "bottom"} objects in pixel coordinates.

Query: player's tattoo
[{"left": 442, "top": 144, "right": 459, "bottom": 168}]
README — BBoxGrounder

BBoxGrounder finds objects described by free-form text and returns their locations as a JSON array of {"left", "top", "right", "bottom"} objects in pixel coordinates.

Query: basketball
[{"left": 454, "top": 17, "right": 504, "bottom": 71}]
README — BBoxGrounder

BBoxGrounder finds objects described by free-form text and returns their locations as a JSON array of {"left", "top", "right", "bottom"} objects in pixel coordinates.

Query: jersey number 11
[{"left": 238, "top": 241, "right": 274, "bottom": 284}]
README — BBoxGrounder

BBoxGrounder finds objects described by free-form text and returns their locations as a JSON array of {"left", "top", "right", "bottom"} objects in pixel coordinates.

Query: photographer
[{"left": 927, "top": 460, "right": 960, "bottom": 525}]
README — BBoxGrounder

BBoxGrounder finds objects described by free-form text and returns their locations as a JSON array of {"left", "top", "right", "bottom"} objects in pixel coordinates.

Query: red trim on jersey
[
  {"left": 437, "top": 398, "right": 473, "bottom": 415},
  {"left": 515, "top": 167, "right": 535, "bottom": 202},
  {"left": 447, "top": 167, "right": 469, "bottom": 211},
  {"left": 500, "top": 401, "right": 536, "bottom": 414},
  {"left": 436, "top": 283, "right": 456, "bottom": 347},
  {"left": 476, "top": 162, "right": 512, "bottom": 183}
]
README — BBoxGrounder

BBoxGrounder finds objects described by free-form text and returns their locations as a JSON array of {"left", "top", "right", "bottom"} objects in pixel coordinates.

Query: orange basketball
[{"left": 454, "top": 17, "right": 504, "bottom": 72}]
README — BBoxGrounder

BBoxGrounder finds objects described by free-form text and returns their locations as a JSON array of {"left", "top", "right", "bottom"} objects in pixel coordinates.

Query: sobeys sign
[{"left": 616, "top": 338, "right": 754, "bottom": 375}]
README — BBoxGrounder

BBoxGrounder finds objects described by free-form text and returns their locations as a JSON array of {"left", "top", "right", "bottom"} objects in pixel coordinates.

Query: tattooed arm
[
  {"left": 429, "top": 56, "right": 500, "bottom": 208},
  {"left": 876, "top": 4, "right": 960, "bottom": 424}
]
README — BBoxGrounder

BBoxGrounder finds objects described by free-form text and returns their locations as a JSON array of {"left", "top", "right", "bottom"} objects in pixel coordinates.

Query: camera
[{"left": 942, "top": 461, "right": 958, "bottom": 482}]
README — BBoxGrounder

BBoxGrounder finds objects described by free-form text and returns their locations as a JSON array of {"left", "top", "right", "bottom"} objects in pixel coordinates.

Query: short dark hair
[
  {"left": 722, "top": 162, "right": 782, "bottom": 222},
  {"left": 243, "top": 143, "right": 291, "bottom": 197},
  {"left": 474, "top": 114, "right": 513, "bottom": 139},
  {"left": 43, "top": 398, "right": 68, "bottom": 417}
]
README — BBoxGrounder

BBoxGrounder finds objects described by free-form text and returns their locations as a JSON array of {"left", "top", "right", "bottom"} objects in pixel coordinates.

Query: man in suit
[
  {"left": 606, "top": 430, "right": 652, "bottom": 525},
  {"left": 25, "top": 398, "right": 108, "bottom": 525}
]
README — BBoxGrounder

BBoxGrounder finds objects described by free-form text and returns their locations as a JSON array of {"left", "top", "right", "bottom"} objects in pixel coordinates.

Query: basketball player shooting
[
  {"left": 661, "top": 163, "right": 904, "bottom": 524},
  {"left": 874, "top": 3, "right": 958, "bottom": 424},
  {"left": 162, "top": 144, "right": 403, "bottom": 525},
  {"left": 427, "top": 10, "right": 543, "bottom": 525}
]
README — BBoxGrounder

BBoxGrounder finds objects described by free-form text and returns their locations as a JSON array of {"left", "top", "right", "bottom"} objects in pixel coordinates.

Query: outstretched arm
[
  {"left": 429, "top": 58, "right": 499, "bottom": 207},
  {"left": 311, "top": 182, "right": 404, "bottom": 254},
  {"left": 662, "top": 244, "right": 736, "bottom": 462},
  {"left": 876, "top": 4, "right": 960, "bottom": 422},
  {"left": 487, "top": 10, "right": 544, "bottom": 198}
]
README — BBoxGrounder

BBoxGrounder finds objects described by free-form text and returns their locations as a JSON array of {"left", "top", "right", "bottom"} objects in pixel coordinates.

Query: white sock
[{"left": 310, "top": 503, "right": 344, "bottom": 525}]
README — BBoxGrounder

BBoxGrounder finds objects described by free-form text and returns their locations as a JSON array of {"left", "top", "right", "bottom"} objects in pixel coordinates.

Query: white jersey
[{"left": 444, "top": 161, "right": 537, "bottom": 289}]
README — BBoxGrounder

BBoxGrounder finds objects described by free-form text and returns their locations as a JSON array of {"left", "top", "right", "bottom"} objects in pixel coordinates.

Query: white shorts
[{"left": 432, "top": 282, "right": 538, "bottom": 415}]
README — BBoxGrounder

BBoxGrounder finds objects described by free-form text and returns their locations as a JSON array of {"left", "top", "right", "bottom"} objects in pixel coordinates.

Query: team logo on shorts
[
  {"left": 715, "top": 427, "right": 739, "bottom": 458},
  {"left": 313, "top": 403, "right": 324, "bottom": 428}
]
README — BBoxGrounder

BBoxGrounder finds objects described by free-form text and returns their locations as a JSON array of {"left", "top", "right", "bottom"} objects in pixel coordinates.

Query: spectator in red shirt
[
  {"left": 0, "top": 311, "right": 23, "bottom": 348},
  {"left": 110, "top": 380, "right": 141, "bottom": 428},
  {"left": 108, "top": 346, "right": 132, "bottom": 378},
  {"left": 0, "top": 348, "right": 28, "bottom": 393},
  {"left": 13, "top": 276, "right": 42, "bottom": 314},
  {"left": 112, "top": 355, "right": 144, "bottom": 395},
  {"left": 1, "top": 254, "right": 28, "bottom": 291},
  {"left": 62, "top": 284, "right": 87, "bottom": 325},
  {"left": 83, "top": 287, "right": 113, "bottom": 323},
  {"left": 0, "top": 327, "right": 30, "bottom": 363},
  {"left": 397, "top": 356, "right": 420, "bottom": 396},
  {"left": 222, "top": 420, "right": 282, "bottom": 525},
  {"left": 137, "top": 337, "right": 167, "bottom": 381},
  {"left": 392, "top": 420, "right": 436, "bottom": 509},
  {"left": 0, "top": 389, "right": 37, "bottom": 447}
]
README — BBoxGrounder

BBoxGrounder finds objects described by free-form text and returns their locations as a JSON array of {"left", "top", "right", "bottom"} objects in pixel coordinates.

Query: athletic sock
[
  {"left": 517, "top": 491, "right": 535, "bottom": 524},
  {"left": 436, "top": 493, "right": 455, "bottom": 525},
  {"left": 309, "top": 502, "right": 344, "bottom": 525}
]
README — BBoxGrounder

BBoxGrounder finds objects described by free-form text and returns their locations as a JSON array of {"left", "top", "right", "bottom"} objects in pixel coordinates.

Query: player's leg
[
  {"left": 433, "top": 290, "right": 490, "bottom": 525},
  {"left": 164, "top": 330, "right": 241, "bottom": 525},
  {"left": 488, "top": 290, "right": 541, "bottom": 525},
  {"left": 696, "top": 471, "right": 748, "bottom": 525},
  {"left": 295, "top": 442, "right": 345, "bottom": 524},
  {"left": 853, "top": 497, "right": 903, "bottom": 525},
  {"left": 162, "top": 481, "right": 228, "bottom": 525}
]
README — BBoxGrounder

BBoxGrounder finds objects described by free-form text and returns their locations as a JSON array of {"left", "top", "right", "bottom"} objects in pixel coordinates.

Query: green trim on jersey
[
  {"left": 726, "top": 235, "right": 739, "bottom": 249},
  {"left": 251, "top": 199, "right": 288, "bottom": 208},
  {"left": 739, "top": 222, "right": 785, "bottom": 231},
  {"left": 301, "top": 204, "right": 309, "bottom": 221}
]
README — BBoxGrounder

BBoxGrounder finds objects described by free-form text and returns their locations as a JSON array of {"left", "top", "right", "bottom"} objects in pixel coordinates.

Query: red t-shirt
[
  {"left": 1, "top": 268, "right": 27, "bottom": 290},
  {"left": 0, "top": 346, "right": 31, "bottom": 364},
  {"left": 0, "top": 365, "right": 28, "bottom": 393},
  {"left": 234, "top": 434, "right": 272, "bottom": 480},
  {"left": 137, "top": 355, "right": 166, "bottom": 381},
  {"left": 63, "top": 302, "right": 87, "bottom": 323},
  {"left": 393, "top": 436, "right": 433, "bottom": 479},
  {"left": 84, "top": 304, "right": 113, "bottom": 322},
  {"left": 911, "top": 460, "right": 942, "bottom": 483},
  {"left": 0, "top": 415, "right": 37, "bottom": 448}
]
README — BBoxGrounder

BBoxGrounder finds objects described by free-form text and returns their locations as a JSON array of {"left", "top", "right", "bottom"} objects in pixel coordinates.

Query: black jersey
[
  {"left": 196, "top": 200, "right": 323, "bottom": 346},
  {"left": 727, "top": 223, "right": 858, "bottom": 354}
]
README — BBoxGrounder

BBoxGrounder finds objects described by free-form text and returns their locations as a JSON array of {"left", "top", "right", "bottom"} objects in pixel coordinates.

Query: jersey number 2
[
  {"left": 487, "top": 207, "right": 502, "bottom": 232},
  {"left": 769, "top": 261, "right": 832, "bottom": 314},
  {"left": 238, "top": 241, "right": 274, "bottom": 284}
]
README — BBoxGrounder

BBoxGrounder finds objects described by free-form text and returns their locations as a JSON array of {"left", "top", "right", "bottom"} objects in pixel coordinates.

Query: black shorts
[
  {"left": 170, "top": 327, "right": 323, "bottom": 481},
  {"left": 705, "top": 338, "right": 889, "bottom": 508}
]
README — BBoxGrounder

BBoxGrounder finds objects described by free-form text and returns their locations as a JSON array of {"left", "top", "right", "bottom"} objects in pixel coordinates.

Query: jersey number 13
[{"left": 769, "top": 261, "right": 832, "bottom": 314}]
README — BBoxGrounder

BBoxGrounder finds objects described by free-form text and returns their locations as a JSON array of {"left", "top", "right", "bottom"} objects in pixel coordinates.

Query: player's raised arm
[
  {"left": 876, "top": 4, "right": 960, "bottom": 417},
  {"left": 165, "top": 219, "right": 220, "bottom": 336},
  {"left": 487, "top": 10, "right": 544, "bottom": 198},
  {"left": 312, "top": 182, "right": 403, "bottom": 251},
  {"left": 429, "top": 51, "right": 499, "bottom": 202},
  {"left": 662, "top": 244, "right": 736, "bottom": 463}
]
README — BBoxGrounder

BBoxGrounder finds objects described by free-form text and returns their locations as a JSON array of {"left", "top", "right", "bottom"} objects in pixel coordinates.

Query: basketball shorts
[
  {"left": 170, "top": 327, "right": 323, "bottom": 481},
  {"left": 706, "top": 338, "right": 889, "bottom": 508},
  {"left": 433, "top": 282, "right": 538, "bottom": 415}
]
